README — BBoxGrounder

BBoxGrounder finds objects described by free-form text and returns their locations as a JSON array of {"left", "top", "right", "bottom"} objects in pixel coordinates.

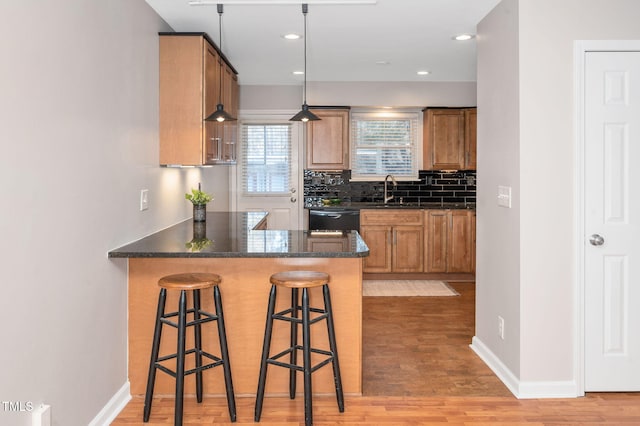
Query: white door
[
  {"left": 233, "top": 114, "right": 303, "bottom": 230},
  {"left": 584, "top": 51, "right": 640, "bottom": 390}
]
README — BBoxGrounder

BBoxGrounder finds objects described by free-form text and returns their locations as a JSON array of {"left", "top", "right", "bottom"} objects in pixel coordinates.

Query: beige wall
[
  {"left": 476, "top": 0, "right": 640, "bottom": 395},
  {"left": 475, "top": 0, "right": 522, "bottom": 378},
  {"left": 240, "top": 81, "right": 477, "bottom": 110},
  {"left": 0, "top": 1, "right": 228, "bottom": 424}
]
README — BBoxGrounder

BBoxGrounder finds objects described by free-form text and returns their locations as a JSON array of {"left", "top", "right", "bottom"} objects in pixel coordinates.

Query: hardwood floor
[
  {"left": 112, "top": 282, "right": 640, "bottom": 425},
  {"left": 363, "top": 282, "right": 510, "bottom": 397}
]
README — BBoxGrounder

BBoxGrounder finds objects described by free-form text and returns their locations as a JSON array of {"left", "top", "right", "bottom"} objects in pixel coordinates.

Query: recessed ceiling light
[
  {"left": 376, "top": 60, "right": 391, "bottom": 65},
  {"left": 454, "top": 34, "right": 475, "bottom": 41},
  {"left": 283, "top": 33, "right": 301, "bottom": 40},
  {"left": 292, "top": 71, "right": 304, "bottom": 75},
  {"left": 417, "top": 70, "right": 430, "bottom": 76}
]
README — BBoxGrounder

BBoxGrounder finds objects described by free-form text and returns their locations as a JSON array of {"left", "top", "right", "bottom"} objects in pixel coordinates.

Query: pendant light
[
  {"left": 205, "top": 4, "right": 236, "bottom": 122},
  {"left": 290, "top": 3, "right": 320, "bottom": 122}
]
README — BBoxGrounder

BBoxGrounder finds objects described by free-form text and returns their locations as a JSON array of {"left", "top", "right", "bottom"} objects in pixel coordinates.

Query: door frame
[
  {"left": 230, "top": 109, "right": 305, "bottom": 230},
  {"left": 574, "top": 40, "right": 640, "bottom": 396}
]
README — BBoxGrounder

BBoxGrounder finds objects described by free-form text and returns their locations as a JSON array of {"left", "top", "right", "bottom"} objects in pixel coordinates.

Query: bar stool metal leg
[
  {"left": 193, "top": 289, "right": 204, "bottom": 403},
  {"left": 254, "top": 284, "right": 277, "bottom": 422},
  {"left": 302, "top": 288, "right": 313, "bottom": 426},
  {"left": 143, "top": 288, "right": 167, "bottom": 422},
  {"left": 174, "top": 290, "right": 188, "bottom": 426},
  {"left": 213, "top": 285, "right": 237, "bottom": 422},
  {"left": 323, "top": 284, "right": 344, "bottom": 412},
  {"left": 289, "top": 287, "right": 299, "bottom": 399}
]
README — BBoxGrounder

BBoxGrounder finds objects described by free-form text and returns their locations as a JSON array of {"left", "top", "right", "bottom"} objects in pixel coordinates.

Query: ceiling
[{"left": 145, "top": 0, "right": 501, "bottom": 86}]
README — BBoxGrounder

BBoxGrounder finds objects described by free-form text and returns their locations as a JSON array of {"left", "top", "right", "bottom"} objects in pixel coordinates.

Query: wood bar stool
[
  {"left": 254, "top": 271, "right": 344, "bottom": 426},
  {"left": 143, "top": 273, "right": 236, "bottom": 425}
]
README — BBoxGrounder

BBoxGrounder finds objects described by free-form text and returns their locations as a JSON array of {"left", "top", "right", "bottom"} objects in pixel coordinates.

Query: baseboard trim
[
  {"left": 470, "top": 336, "right": 579, "bottom": 399},
  {"left": 88, "top": 381, "right": 131, "bottom": 426},
  {"left": 470, "top": 336, "right": 519, "bottom": 397}
]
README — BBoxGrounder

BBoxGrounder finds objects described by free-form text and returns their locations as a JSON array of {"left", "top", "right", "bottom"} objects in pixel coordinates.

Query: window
[
  {"left": 350, "top": 110, "right": 420, "bottom": 180},
  {"left": 241, "top": 123, "right": 292, "bottom": 195}
]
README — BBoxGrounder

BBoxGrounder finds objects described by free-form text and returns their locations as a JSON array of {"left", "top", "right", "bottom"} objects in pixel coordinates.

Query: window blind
[
  {"left": 350, "top": 111, "right": 419, "bottom": 180},
  {"left": 241, "top": 123, "right": 292, "bottom": 195}
]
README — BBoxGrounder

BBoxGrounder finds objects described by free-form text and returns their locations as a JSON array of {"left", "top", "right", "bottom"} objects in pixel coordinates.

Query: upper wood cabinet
[
  {"left": 306, "top": 108, "right": 350, "bottom": 170},
  {"left": 423, "top": 108, "right": 476, "bottom": 171},
  {"left": 159, "top": 34, "right": 239, "bottom": 166}
]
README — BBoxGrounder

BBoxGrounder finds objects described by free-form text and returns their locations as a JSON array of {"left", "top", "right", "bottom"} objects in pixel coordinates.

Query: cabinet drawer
[{"left": 360, "top": 209, "right": 423, "bottom": 226}]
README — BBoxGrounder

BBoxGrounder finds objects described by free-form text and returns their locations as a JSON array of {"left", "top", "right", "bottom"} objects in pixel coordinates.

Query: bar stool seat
[
  {"left": 143, "top": 272, "right": 236, "bottom": 426},
  {"left": 254, "top": 270, "right": 344, "bottom": 426}
]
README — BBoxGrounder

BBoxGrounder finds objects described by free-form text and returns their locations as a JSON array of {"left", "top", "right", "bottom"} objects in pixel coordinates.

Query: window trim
[{"left": 349, "top": 108, "right": 423, "bottom": 181}]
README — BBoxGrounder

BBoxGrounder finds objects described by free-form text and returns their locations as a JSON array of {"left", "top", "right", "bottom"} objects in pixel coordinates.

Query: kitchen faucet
[{"left": 384, "top": 174, "right": 397, "bottom": 204}]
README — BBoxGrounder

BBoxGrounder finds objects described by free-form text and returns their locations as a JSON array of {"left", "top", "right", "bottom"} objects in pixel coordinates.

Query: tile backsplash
[{"left": 304, "top": 170, "right": 476, "bottom": 207}]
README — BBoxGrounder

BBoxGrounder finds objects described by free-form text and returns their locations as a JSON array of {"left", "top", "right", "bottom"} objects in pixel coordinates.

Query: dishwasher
[{"left": 308, "top": 208, "right": 360, "bottom": 231}]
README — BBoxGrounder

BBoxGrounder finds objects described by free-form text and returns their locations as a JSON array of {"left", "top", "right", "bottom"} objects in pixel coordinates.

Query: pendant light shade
[
  {"left": 208, "top": 103, "right": 236, "bottom": 122},
  {"left": 205, "top": 4, "right": 236, "bottom": 122},
  {"left": 290, "top": 4, "right": 320, "bottom": 122},
  {"left": 290, "top": 103, "right": 319, "bottom": 122}
]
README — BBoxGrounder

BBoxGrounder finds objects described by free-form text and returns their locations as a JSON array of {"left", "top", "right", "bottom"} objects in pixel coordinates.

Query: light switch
[
  {"left": 497, "top": 185, "right": 512, "bottom": 208},
  {"left": 140, "top": 189, "right": 149, "bottom": 211}
]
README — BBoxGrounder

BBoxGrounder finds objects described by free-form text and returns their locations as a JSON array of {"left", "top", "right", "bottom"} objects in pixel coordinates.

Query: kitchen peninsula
[{"left": 109, "top": 212, "right": 368, "bottom": 397}]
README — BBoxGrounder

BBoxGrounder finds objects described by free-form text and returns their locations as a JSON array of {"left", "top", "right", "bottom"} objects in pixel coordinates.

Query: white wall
[
  {"left": 475, "top": 0, "right": 640, "bottom": 396},
  {"left": 0, "top": 1, "right": 226, "bottom": 424}
]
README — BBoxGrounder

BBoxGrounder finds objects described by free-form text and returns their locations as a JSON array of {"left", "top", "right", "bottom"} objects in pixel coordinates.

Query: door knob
[{"left": 589, "top": 234, "right": 605, "bottom": 246}]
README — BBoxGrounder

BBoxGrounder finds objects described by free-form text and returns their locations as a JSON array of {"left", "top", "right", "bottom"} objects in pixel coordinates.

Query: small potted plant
[{"left": 185, "top": 185, "right": 213, "bottom": 222}]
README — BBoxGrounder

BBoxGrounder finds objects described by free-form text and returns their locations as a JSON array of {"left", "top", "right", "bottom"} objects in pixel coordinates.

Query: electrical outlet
[
  {"left": 140, "top": 189, "right": 149, "bottom": 211},
  {"left": 32, "top": 404, "right": 51, "bottom": 426},
  {"left": 498, "top": 316, "right": 505, "bottom": 340}
]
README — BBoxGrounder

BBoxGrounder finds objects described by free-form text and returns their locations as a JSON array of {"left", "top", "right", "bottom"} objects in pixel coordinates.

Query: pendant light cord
[
  {"left": 217, "top": 4, "right": 223, "bottom": 105},
  {"left": 303, "top": 3, "right": 308, "bottom": 105}
]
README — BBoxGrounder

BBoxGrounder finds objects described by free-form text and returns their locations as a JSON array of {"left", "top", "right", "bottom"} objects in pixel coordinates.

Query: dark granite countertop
[
  {"left": 108, "top": 212, "right": 369, "bottom": 259},
  {"left": 306, "top": 202, "right": 476, "bottom": 210}
]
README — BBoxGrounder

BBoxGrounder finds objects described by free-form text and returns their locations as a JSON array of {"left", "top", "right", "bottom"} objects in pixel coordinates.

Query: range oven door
[{"left": 308, "top": 209, "right": 360, "bottom": 231}]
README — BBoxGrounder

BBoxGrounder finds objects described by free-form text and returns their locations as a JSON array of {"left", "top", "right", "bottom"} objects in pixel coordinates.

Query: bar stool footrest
[
  {"left": 160, "top": 310, "right": 218, "bottom": 329},
  {"left": 267, "top": 346, "right": 335, "bottom": 373},
  {"left": 155, "top": 349, "right": 224, "bottom": 378},
  {"left": 272, "top": 306, "right": 329, "bottom": 326}
]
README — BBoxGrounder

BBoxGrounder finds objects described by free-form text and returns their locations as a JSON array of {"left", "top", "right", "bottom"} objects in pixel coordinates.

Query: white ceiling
[{"left": 145, "top": 0, "right": 501, "bottom": 85}]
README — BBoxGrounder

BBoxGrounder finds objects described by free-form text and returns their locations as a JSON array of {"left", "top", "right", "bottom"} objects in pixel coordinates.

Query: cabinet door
[
  {"left": 424, "top": 210, "right": 449, "bottom": 272},
  {"left": 159, "top": 36, "right": 206, "bottom": 166},
  {"left": 203, "top": 43, "right": 220, "bottom": 164},
  {"left": 393, "top": 225, "right": 424, "bottom": 272},
  {"left": 306, "top": 109, "right": 349, "bottom": 170},
  {"left": 448, "top": 210, "right": 474, "bottom": 273},
  {"left": 423, "top": 109, "right": 465, "bottom": 170},
  {"left": 360, "top": 225, "right": 392, "bottom": 273},
  {"left": 220, "top": 64, "right": 237, "bottom": 163},
  {"left": 306, "top": 237, "right": 349, "bottom": 253},
  {"left": 470, "top": 211, "right": 476, "bottom": 273},
  {"left": 464, "top": 108, "right": 477, "bottom": 170}
]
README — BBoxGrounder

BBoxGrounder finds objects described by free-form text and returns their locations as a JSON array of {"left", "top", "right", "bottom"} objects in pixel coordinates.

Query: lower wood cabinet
[
  {"left": 360, "top": 208, "right": 476, "bottom": 275},
  {"left": 424, "top": 210, "right": 475, "bottom": 273},
  {"left": 360, "top": 210, "right": 424, "bottom": 273}
]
